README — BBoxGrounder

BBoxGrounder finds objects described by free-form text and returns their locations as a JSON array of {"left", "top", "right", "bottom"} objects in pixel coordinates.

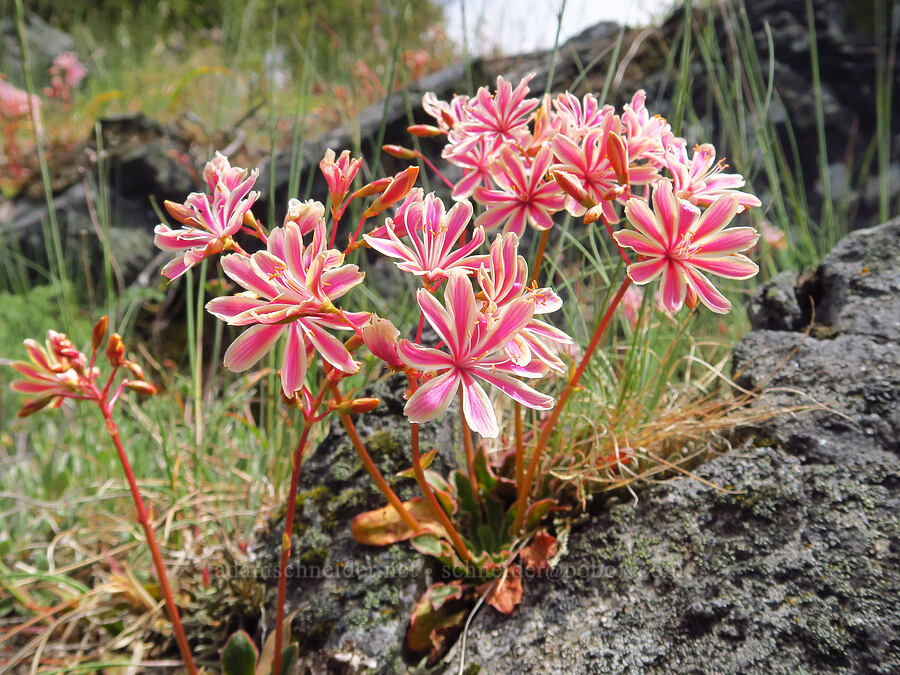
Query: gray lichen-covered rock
[
  {"left": 250, "top": 219, "right": 899, "bottom": 674},
  {"left": 747, "top": 269, "right": 805, "bottom": 331},
  {"left": 250, "top": 374, "right": 458, "bottom": 673},
  {"left": 448, "top": 219, "right": 900, "bottom": 673}
]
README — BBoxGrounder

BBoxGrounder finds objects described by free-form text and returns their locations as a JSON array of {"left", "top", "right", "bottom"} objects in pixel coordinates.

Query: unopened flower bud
[
  {"left": 92, "top": 316, "right": 108, "bottom": 350},
  {"left": 125, "top": 380, "right": 157, "bottom": 395},
  {"left": 335, "top": 397, "right": 381, "bottom": 415},
  {"left": 353, "top": 177, "right": 392, "bottom": 199},
  {"left": 583, "top": 204, "right": 603, "bottom": 225},
  {"left": 685, "top": 285, "right": 699, "bottom": 310},
  {"left": 606, "top": 131, "right": 630, "bottom": 185},
  {"left": 551, "top": 170, "right": 595, "bottom": 209},
  {"left": 17, "top": 396, "right": 54, "bottom": 418},
  {"left": 163, "top": 199, "right": 196, "bottom": 225},
  {"left": 382, "top": 144, "right": 419, "bottom": 160},
  {"left": 283, "top": 198, "right": 325, "bottom": 235},
  {"left": 440, "top": 109, "right": 456, "bottom": 129},
  {"left": 364, "top": 166, "right": 419, "bottom": 218},
  {"left": 406, "top": 124, "right": 443, "bottom": 137},
  {"left": 106, "top": 334, "right": 125, "bottom": 367},
  {"left": 360, "top": 315, "right": 406, "bottom": 370},
  {"left": 124, "top": 360, "right": 145, "bottom": 380}
]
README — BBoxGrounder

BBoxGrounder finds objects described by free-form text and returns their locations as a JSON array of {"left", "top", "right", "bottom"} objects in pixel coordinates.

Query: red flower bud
[
  {"left": 125, "top": 380, "right": 157, "bottom": 395},
  {"left": 406, "top": 124, "right": 443, "bottom": 137},
  {"left": 382, "top": 144, "right": 419, "bottom": 160},
  {"left": 91, "top": 316, "right": 108, "bottom": 350},
  {"left": 106, "top": 334, "right": 125, "bottom": 367},
  {"left": 606, "top": 131, "right": 629, "bottom": 185}
]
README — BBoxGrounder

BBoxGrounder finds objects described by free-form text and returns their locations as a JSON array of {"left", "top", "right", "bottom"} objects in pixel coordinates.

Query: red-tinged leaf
[
  {"left": 482, "top": 566, "right": 523, "bottom": 615},
  {"left": 351, "top": 498, "right": 447, "bottom": 546},
  {"left": 407, "top": 582, "right": 470, "bottom": 656},
  {"left": 520, "top": 532, "right": 558, "bottom": 573}
]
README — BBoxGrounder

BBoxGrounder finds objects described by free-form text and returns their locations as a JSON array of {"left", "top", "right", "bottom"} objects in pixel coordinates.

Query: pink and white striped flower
[
  {"left": 550, "top": 127, "right": 622, "bottom": 223},
  {"left": 620, "top": 89, "right": 670, "bottom": 164},
  {"left": 453, "top": 74, "right": 538, "bottom": 154},
  {"left": 9, "top": 333, "right": 87, "bottom": 410},
  {"left": 613, "top": 180, "right": 760, "bottom": 314},
  {"left": 665, "top": 142, "right": 762, "bottom": 212},
  {"left": 443, "top": 138, "right": 497, "bottom": 200},
  {"left": 422, "top": 91, "right": 470, "bottom": 133},
  {"left": 206, "top": 217, "right": 367, "bottom": 395},
  {"left": 474, "top": 144, "right": 566, "bottom": 235},
  {"left": 552, "top": 92, "right": 611, "bottom": 141},
  {"left": 399, "top": 271, "right": 554, "bottom": 438},
  {"left": 320, "top": 148, "right": 362, "bottom": 206},
  {"left": 155, "top": 158, "right": 259, "bottom": 279},
  {"left": 363, "top": 193, "right": 485, "bottom": 284},
  {"left": 475, "top": 233, "right": 572, "bottom": 373}
]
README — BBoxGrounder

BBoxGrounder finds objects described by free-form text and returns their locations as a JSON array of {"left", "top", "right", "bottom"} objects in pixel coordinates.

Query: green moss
[{"left": 299, "top": 547, "right": 328, "bottom": 567}]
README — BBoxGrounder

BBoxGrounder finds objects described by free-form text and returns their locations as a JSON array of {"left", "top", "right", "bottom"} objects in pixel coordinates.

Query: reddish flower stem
[
  {"left": 602, "top": 218, "right": 632, "bottom": 266},
  {"left": 405, "top": 374, "right": 472, "bottom": 561},
  {"left": 329, "top": 383, "right": 423, "bottom": 533},
  {"left": 530, "top": 229, "right": 551, "bottom": 284},
  {"left": 514, "top": 402, "right": 525, "bottom": 492},
  {"left": 99, "top": 402, "right": 197, "bottom": 675},
  {"left": 272, "top": 385, "right": 329, "bottom": 675},
  {"left": 513, "top": 275, "right": 633, "bottom": 533},
  {"left": 416, "top": 151, "right": 455, "bottom": 190},
  {"left": 410, "top": 422, "right": 474, "bottom": 562}
]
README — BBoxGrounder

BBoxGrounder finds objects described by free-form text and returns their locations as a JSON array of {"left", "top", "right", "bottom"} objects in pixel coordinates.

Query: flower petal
[
  {"left": 690, "top": 254, "right": 759, "bottom": 280},
  {"left": 398, "top": 340, "right": 453, "bottom": 371},
  {"left": 280, "top": 323, "right": 308, "bottom": 395},
  {"left": 223, "top": 324, "right": 284, "bottom": 371},
  {"left": 473, "top": 367, "right": 554, "bottom": 410},
  {"left": 627, "top": 257, "right": 667, "bottom": 285},
  {"left": 404, "top": 370, "right": 460, "bottom": 423},
  {"left": 303, "top": 319, "right": 359, "bottom": 374},
  {"left": 460, "top": 373, "right": 499, "bottom": 438}
]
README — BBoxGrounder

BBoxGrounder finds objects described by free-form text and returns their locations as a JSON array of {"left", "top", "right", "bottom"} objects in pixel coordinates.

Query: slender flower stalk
[
  {"left": 530, "top": 229, "right": 551, "bottom": 284},
  {"left": 101, "top": 402, "right": 198, "bottom": 675},
  {"left": 513, "top": 276, "right": 633, "bottom": 533},
  {"left": 329, "top": 383, "right": 423, "bottom": 533},
  {"left": 272, "top": 385, "right": 329, "bottom": 675},
  {"left": 409, "top": 413, "right": 473, "bottom": 563},
  {"left": 8, "top": 324, "right": 197, "bottom": 674}
]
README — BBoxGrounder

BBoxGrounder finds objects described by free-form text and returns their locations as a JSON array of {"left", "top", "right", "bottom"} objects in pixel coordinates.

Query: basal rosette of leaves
[{"left": 9, "top": 75, "right": 762, "bottom": 670}]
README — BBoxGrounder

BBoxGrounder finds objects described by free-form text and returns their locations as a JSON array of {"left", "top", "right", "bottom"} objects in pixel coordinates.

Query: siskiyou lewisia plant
[{"left": 9, "top": 75, "right": 760, "bottom": 670}]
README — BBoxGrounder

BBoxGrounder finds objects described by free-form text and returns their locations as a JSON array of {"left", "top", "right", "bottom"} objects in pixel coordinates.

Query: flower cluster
[
  {"left": 154, "top": 152, "right": 260, "bottom": 279},
  {"left": 421, "top": 75, "right": 761, "bottom": 312},
  {"left": 9, "top": 319, "right": 155, "bottom": 417}
]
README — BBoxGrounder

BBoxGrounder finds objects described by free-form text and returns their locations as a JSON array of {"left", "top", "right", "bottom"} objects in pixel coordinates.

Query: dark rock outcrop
[
  {"left": 247, "top": 374, "right": 458, "bottom": 673},
  {"left": 449, "top": 220, "right": 900, "bottom": 674},
  {"left": 253, "top": 220, "right": 899, "bottom": 673}
]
